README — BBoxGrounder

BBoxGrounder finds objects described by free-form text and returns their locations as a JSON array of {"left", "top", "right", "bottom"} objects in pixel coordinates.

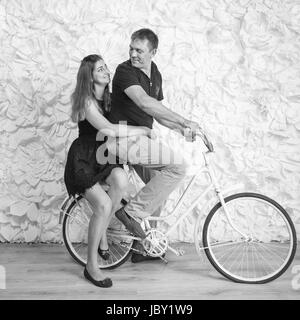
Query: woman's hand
[{"left": 144, "top": 127, "right": 157, "bottom": 140}]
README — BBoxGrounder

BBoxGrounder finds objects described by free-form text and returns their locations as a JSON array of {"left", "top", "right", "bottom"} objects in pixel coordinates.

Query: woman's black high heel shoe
[
  {"left": 83, "top": 267, "right": 112, "bottom": 288},
  {"left": 98, "top": 247, "right": 110, "bottom": 260}
]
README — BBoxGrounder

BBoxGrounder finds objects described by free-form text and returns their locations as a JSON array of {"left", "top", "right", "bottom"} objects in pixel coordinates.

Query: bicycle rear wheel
[
  {"left": 202, "top": 193, "right": 297, "bottom": 283},
  {"left": 62, "top": 196, "right": 134, "bottom": 269}
]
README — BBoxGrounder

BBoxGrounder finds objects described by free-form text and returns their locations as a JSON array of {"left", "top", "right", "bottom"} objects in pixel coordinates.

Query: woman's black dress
[{"left": 64, "top": 106, "right": 121, "bottom": 196}]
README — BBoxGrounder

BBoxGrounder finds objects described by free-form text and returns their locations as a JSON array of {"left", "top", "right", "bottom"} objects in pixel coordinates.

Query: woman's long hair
[{"left": 71, "top": 54, "right": 111, "bottom": 122}]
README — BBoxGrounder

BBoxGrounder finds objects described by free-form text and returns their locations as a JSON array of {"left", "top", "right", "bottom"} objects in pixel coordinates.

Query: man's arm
[
  {"left": 124, "top": 85, "right": 186, "bottom": 126},
  {"left": 124, "top": 85, "right": 203, "bottom": 140},
  {"left": 155, "top": 118, "right": 184, "bottom": 133}
]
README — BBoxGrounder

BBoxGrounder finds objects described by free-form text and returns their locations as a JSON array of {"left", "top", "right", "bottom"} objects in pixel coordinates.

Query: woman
[{"left": 64, "top": 54, "right": 153, "bottom": 288}]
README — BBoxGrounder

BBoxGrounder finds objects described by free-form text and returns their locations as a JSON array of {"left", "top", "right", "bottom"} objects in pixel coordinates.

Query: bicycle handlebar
[{"left": 196, "top": 131, "right": 214, "bottom": 152}]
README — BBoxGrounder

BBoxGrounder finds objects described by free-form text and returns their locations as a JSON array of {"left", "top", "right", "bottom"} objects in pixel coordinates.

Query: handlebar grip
[
  {"left": 203, "top": 134, "right": 214, "bottom": 152},
  {"left": 196, "top": 132, "right": 214, "bottom": 152}
]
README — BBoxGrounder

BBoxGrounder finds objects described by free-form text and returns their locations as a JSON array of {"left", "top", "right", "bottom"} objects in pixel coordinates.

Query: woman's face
[{"left": 92, "top": 59, "right": 110, "bottom": 85}]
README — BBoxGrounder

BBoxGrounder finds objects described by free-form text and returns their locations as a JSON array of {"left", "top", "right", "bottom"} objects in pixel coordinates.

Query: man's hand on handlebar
[
  {"left": 182, "top": 119, "right": 204, "bottom": 142},
  {"left": 181, "top": 119, "right": 214, "bottom": 151}
]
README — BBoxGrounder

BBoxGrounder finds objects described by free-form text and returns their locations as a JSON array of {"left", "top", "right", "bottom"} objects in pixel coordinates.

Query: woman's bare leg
[
  {"left": 99, "top": 168, "right": 129, "bottom": 250},
  {"left": 84, "top": 183, "right": 112, "bottom": 280}
]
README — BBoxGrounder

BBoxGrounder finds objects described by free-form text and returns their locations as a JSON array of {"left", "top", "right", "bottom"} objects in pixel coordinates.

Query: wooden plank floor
[{"left": 0, "top": 242, "right": 299, "bottom": 300}]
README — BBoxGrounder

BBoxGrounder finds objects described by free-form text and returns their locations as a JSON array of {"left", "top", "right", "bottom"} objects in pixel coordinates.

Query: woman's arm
[{"left": 84, "top": 99, "right": 151, "bottom": 139}]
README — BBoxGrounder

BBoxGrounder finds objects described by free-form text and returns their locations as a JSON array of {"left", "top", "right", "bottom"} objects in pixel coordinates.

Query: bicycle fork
[{"left": 205, "top": 153, "right": 250, "bottom": 241}]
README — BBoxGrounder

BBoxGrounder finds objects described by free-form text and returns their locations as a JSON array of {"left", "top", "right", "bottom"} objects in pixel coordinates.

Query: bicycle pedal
[
  {"left": 176, "top": 248, "right": 185, "bottom": 256},
  {"left": 160, "top": 255, "right": 168, "bottom": 264}
]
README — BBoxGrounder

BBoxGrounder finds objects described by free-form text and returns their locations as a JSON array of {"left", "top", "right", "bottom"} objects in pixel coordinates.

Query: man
[{"left": 108, "top": 28, "right": 204, "bottom": 262}]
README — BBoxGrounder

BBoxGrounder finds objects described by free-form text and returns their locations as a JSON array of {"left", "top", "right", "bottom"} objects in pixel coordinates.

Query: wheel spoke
[
  {"left": 201, "top": 193, "right": 296, "bottom": 283},
  {"left": 63, "top": 199, "right": 134, "bottom": 269},
  {"left": 253, "top": 242, "right": 286, "bottom": 269}
]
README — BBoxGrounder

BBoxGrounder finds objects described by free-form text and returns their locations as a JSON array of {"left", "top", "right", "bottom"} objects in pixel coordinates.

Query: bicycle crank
[{"left": 142, "top": 229, "right": 168, "bottom": 259}]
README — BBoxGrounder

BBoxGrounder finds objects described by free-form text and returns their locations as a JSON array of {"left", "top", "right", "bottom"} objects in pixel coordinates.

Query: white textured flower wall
[{"left": 0, "top": 0, "right": 299, "bottom": 242}]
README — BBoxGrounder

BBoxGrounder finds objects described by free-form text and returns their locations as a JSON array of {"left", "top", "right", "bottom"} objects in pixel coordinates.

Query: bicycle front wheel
[
  {"left": 62, "top": 196, "right": 134, "bottom": 269},
  {"left": 202, "top": 193, "right": 297, "bottom": 284}
]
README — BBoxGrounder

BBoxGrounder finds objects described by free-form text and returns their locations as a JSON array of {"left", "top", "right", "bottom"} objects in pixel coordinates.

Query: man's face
[{"left": 129, "top": 38, "right": 156, "bottom": 70}]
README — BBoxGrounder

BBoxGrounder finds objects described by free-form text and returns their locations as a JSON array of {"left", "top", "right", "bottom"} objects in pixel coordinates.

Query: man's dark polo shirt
[{"left": 108, "top": 60, "right": 164, "bottom": 129}]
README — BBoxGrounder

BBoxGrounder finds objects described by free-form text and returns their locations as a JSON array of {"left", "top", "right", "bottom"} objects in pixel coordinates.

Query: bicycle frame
[
  {"left": 145, "top": 150, "right": 249, "bottom": 241},
  {"left": 60, "top": 132, "right": 297, "bottom": 282},
  {"left": 59, "top": 134, "right": 250, "bottom": 251}
]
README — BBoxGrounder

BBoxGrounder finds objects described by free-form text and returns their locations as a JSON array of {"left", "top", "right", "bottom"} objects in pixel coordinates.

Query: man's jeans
[{"left": 106, "top": 135, "right": 187, "bottom": 221}]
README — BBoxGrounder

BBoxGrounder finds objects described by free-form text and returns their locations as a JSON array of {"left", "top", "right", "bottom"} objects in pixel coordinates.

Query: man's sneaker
[
  {"left": 115, "top": 208, "right": 146, "bottom": 239},
  {"left": 131, "top": 252, "right": 164, "bottom": 263}
]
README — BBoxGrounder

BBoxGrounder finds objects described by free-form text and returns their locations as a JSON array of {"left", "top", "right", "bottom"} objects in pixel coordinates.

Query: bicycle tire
[
  {"left": 201, "top": 192, "right": 297, "bottom": 284},
  {"left": 62, "top": 196, "right": 133, "bottom": 269}
]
